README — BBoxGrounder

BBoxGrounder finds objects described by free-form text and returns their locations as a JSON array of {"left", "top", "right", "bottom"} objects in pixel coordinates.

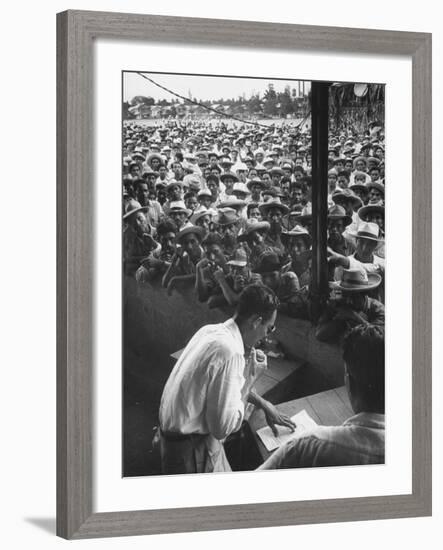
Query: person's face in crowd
[
  {"left": 271, "top": 173, "right": 281, "bottom": 186},
  {"left": 328, "top": 151, "right": 336, "bottom": 162},
  {"left": 295, "top": 157, "right": 304, "bottom": 167},
  {"left": 172, "top": 162, "right": 184, "bottom": 180},
  {"left": 356, "top": 237, "right": 378, "bottom": 259},
  {"left": 196, "top": 214, "right": 212, "bottom": 232},
  {"left": 181, "top": 233, "right": 201, "bottom": 260},
  {"left": 231, "top": 150, "right": 239, "bottom": 161},
  {"left": 255, "top": 152, "right": 264, "bottom": 163},
  {"left": 289, "top": 237, "right": 308, "bottom": 256},
  {"left": 151, "top": 158, "right": 161, "bottom": 171},
  {"left": 230, "top": 264, "right": 250, "bottom": 292},
  {"left": 344, "top": 160, "right": 353, "bottom": 173},
  {"left": 261, "top": 270, "right": 280, "bottom": 291},
  {"left": 136, "top": 183, "right": 150, "bottom": 206},
  {"left": 237, "top": 170, "right": 247, "bottom": 183},
  {"left": 158, "top": 166, "right": 167, "bottom": 180},
  {"left": 209, "top": 155, "right": 218, "bottom": 166},
  {"left": 211, "top": 167, "right": 221, "bottom": 178},
  {"left": 306, "top": 154, "right": 312, "bottom": 167},
  {"left": 245, "top": 159, "right": 254, "bottom": 170},
  {"left": 250, "top": 229, "right": 266, "bottom": 247},
  {"left": 170, "top": 211, "right": 188, "bottom": 230},
  {"left": 291, "top": 187, "right": 303, "bottom": 204},
  {"left": 294, "top": 171, "right": 304, "bottom": 182},
  {"left": 328, "top": 218, "right": 346, "bottom": 243},
  {"left": 369, "top": 168, "right": 381, "bottom": 182},
  {"left": 207, "top": 181, "right": 219, "bottom": 201},
  {"left": 369, "top": 187, "right": 383, "bottom": 204},
  {"left": 132, "top": 211, "right": 150, "bottom": 237},
  {"left": 375, "top": 147, "right": 384, "bottom": 160},
  {"left": 148, "top": 189, "right": 157, "bottom": 201},
  {"left": 130, "top": 165, "right": 141, "bottom": 178},
  {"left": 123, "top": 180, "right": 134, "bottom": 199},
  {"left": 157, "top": 190, "right": 167, "bottom": 205},
  {"left": 203, "top": 167, "right": 211, "bottom": 180},
  {"left": 168, "top": 185, "right": 182, "bottom": 202},
  {"left": 341, "top": 292, "right": 366, "bottom": 311},
  {"left": 199, "top": 196, "right": 212, "bottom": 209},
  {"left": 335, "top": 161, "right": 344, "bottom": 172},
  {"left": 281, "top": 180, "right": 290, "bottom": 195},
  {"left": 146, "top": 174, "right": 156, "bottom": 189},
  {"left": 160, "top": 231, "right": 176, "bottom": 257},
  {"left": 267, "top": 207, "right": 283, "bottom": 229},
  {"left": 282, "top": 167, "right": 292, "bottom": 178},
  {"left": 354, "top": 174, "right": 367, "bottom": 185},
  {"left": 262, "top": 173, "right": 271, "bottom": 187},
  {"left": 337, "top": 175, "right": 349, "bottom": 189},
  {"left": 248, "top": 183, "right": 261, "bottom": 198},
  {"left": 248, "top": 169, "right": 258, "bottom": 180},
  {"left": 366, "top": 212, "right": 385, "bottom": 232},
  {"left": 204, "top": 243, "right": 225, "bottom": 264},
  {"left": 248, "top": 207, "right": 261, "bottom": 221},
  {"left": 328, "top": 174, "right": 338, "bottom": 190},
  {"left": 334, "top": 198, "right": 354, "bottom": 216},
  {"left": 185, "top": 195, "right": 198, "bottom": 211},
  {"left": 355, "top": 159, "right": 366, "bottom": 172},
  {"left": 219, "top": 223, "right": 238, "bottom": 247},
  {"left": 223, "top": 177, "right": 235, "bottom": 193}
]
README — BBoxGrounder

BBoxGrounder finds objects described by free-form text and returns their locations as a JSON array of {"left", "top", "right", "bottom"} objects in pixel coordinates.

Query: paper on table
[{"left": 256, "top": 409, "right": 318, "bottom": 452}]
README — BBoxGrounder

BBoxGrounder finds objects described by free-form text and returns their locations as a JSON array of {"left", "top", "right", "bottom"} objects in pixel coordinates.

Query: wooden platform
[{"left": 248, "top": 386, "right": 354, "bottom": 462}]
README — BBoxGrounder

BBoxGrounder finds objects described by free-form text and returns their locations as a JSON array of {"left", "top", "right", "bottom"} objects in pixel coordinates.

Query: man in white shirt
[{"left": 158, "top": 284, "right": 296, "bottom": 474}]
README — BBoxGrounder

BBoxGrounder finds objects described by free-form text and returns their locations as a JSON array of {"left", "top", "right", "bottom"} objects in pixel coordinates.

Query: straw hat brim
[{"left": 331, "top": 272, "right": 382, "bottom": 293}]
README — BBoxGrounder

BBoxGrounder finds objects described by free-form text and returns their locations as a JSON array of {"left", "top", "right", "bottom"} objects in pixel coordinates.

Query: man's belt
[{"left": 160, "top": 429, "right": 208, "bottom": 442}]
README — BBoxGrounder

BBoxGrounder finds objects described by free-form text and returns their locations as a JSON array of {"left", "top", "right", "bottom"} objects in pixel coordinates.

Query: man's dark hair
[
  {"left": 184, "top": 191, "right": 197, "bottom": 200},
  {"left": 337, "top": 171, "right": 350, "bottom": 181},
  {"left": 235, "top": 284, "right": 279, "bottom": 324},
  {"left": 247, "top": 202, "right": 260, "bottom": 216},
  {"left": 132, "top": 178, "right": 147, "bottom": 190},
  {"left": 343, "top": 324, "right": 385, "bottom": 413},
  {"left": 156, "top": 219, "right": 177, "bottom": 238},
  {"left": 202, "top": 232, "right": 223, "bottom": 248}
]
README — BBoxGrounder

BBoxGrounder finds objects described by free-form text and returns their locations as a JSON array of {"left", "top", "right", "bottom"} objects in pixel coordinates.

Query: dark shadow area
[{"left": 24, "top": 517, "right": 56, "bottom": 535}]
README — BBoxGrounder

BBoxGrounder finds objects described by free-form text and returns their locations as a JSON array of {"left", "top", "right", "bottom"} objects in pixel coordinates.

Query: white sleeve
[
  {"left": 205, "top": 349, "right": 245, "bottom": 440},
  {"left": 348, "top": 255, "right": 382, "bottom": 275}
]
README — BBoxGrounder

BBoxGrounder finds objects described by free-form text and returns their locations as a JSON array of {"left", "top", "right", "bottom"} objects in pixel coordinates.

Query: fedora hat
[
  {"left": 190, "top": 207, "right": 216, "bottom": 225},
  {"left": 166, "top": 180, "right": 184, "bottom": 193},
  {"left": 175, "top": 224, "right": 206, "bottom": 243},
  {"left": 247, "top": 177, "right": 265, "bottom": 191},
  {"left": 327, "top": 204, "right": 352, "bottom": 226},
  {"left": 333, "top": 268, "right": 382, "bottom": 293},
  {"left": 237, "top": 219, "right": 270, "bottom": 242},
  {"left": 259, "top": 198, "right": 289, "bottom": 217},
  {"left": 168, "top": 200, "right": 192, "bottom": 217},
  {"left": 358, "top": 204, "right": 385, "bottom": 222},
  {"left": 218, "top": 195, "right": 247, "bottom": 209},
  {"left": 232, "top": 182, "right": 251, "bottom": 196},
  {"left": 351, "top": 221, "right": 383, "bottom": 242},
  {"left": 366, "top": 181, "right": 385, "bottom": 195},
  {"left": 281, "top": 224, "right": 312, "bottom": 247}
]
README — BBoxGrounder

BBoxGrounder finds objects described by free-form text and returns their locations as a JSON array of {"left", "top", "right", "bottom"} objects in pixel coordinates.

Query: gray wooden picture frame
[{"left": 57, "top": 9, "right": 432, "bottom": 539}]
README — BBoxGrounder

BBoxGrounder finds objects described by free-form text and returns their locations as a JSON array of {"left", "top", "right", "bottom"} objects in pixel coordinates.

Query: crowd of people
[{"left": 122, "top": 116, "right": 386, "bottom": 344}]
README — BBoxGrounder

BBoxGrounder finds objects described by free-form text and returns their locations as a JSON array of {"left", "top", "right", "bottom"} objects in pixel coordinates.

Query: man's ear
[{"left": 252, "top": 315, "right": 262, "bottom": 330}]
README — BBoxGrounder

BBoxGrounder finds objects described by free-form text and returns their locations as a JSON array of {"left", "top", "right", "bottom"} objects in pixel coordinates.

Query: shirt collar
[{"left": 223, "top": 317, "right": 245, "bottom": 356}]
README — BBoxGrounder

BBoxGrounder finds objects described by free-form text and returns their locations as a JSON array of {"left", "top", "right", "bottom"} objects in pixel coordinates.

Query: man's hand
[
  {"left": 213, "top": 266, "right": 225, "bottom": 283},
  {"left": 262, "top": 402, "right": 297, "bottom": 436}
]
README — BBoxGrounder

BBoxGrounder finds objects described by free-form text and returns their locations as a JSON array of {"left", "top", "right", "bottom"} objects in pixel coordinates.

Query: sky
[{"left": 123, "top": 71, "right": 311, "bottom": 103}]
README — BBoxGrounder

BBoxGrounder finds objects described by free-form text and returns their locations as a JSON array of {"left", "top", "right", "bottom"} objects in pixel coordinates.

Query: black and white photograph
[{"left": 122, "top": 71, "right": 386, "bottom": 477}]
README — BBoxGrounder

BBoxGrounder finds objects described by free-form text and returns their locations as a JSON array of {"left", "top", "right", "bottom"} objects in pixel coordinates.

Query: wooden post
[{"left": 310, "top": 81, "right": 331, "bottom": 322}]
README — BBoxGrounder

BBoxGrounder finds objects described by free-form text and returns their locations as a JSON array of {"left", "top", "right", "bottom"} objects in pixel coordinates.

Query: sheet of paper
[{"left": 256, "top": 409, "right": 318, "bottom": 452}]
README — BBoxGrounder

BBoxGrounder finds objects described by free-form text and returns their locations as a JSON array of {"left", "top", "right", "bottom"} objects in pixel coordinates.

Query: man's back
[
  {"left": 159, "top": 318, "right": 246, "bottom": 440},
  {"left": 259, "top": 412, "right": 385, "bottom": 469}
]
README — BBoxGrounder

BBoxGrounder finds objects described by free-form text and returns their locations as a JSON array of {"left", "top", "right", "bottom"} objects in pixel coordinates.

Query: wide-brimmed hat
[
  {"left": 168, "top": 200, "right": 191, "bottom": 217},
  {"left": 146, "top": 153, "right": 164, "bottom": 165},
  {"left": 227, "top": 247, "right": 248, "bottom": 267},
  {"left": 281, "top": 224, "right": 312, "bottom": 247},
  {"left": 237, "top": 220, "right": 271, "bottom": 242},
  {"left": 294, "top": 204, "right": 313, "bottom": 225},
  {"left": 175, "top": 224, "right": 205, "bottom": 243},
  {"left": 349, "top": 182, "right": 369, "bottom": 194},
  {"left": 232, "top": 182, "right": 251, "bottom": 196},
  {"left": 197, "top": 189, "right": 212, "bottom": 199},
  {"left": 327, "top": 204, "right": 353, "bottom": 226},
  {"left": 333, "top": 268, "right": 382, "bottom": 293},
  {"left": 220, "top": 171, "right": 239, "bottom": 183},
  {"left": 123, "top": 199, "right": 148, "bottom": 220},
  {"left": 259, "top": 198, "right": 289, "bottom": 217},
  {"left": 331, "top": 188, "right": 363, "bottom": 209},
  {"left": 350, "top": 221, "right": 383, "bottom": 242},
  {"left": 142, "top": 168, "right": 159, "bottom": 178},
  {"left": 358, "top": 204, "right": 385, "bottom": 222},
  {"left": 215, "top": 209, "right": 241, "bottom": 226},
  {"left": 218, "top": 195, "right": 247, "bottom": 209},
  {"left": 268, "top": 167, "right": 285, "bottom": 177},
  {"left": 166, "top": 180, "right": 184, "bottom": 193},
  {"left": 182, "top": 174, "right": 202, "bottom": 190},
  {"left": 255, "top": 251, "right": 285, "bottom": 274},
  {"left": 366, "top": 181, "right": 385, "bottom": 195}
]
